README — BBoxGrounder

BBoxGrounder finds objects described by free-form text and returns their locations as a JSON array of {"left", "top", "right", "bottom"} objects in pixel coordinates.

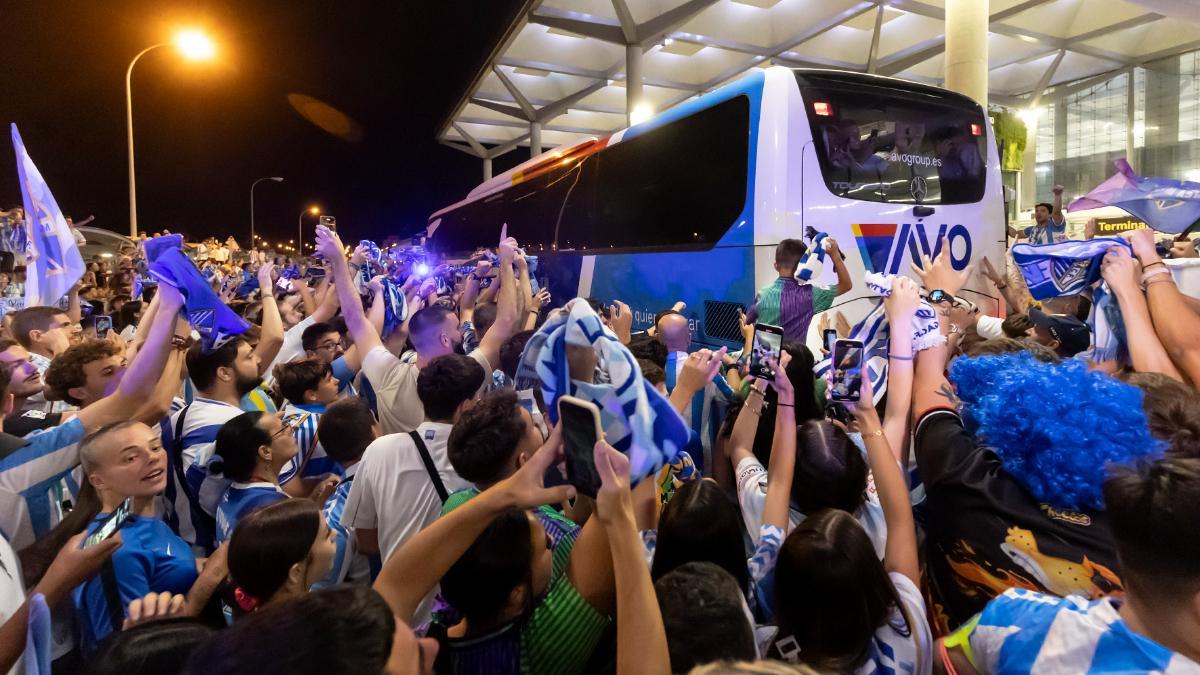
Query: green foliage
[{"left": 990, "top": 110, "right": 1028, "bottom": 172}]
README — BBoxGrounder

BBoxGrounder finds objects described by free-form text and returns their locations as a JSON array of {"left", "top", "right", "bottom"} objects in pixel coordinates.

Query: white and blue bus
[{"left": 427, "top": 66, "right": 1005, "bottom": 349}]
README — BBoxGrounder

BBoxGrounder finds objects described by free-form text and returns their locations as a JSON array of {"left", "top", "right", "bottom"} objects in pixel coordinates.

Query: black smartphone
[
  {"left": 83, "top": 497, "right": 133, "bottom": 548},
  {"left": 823, "top": 328, "right": 838, "bottom": 354},
  {"left": 558, "top": 396, "right": 603, "bottom": 498},
  {"left": 830, "top": 338, "right": 865, "bottom": 402},
  {"left": 95, "top": 315, "right": 112, "bottom": 339},
  {"left": 749, "top": 323, "right": 783, "bottom": 380},
  {"left": 306, "top": 266, "right": 326, "bottom": 279}
]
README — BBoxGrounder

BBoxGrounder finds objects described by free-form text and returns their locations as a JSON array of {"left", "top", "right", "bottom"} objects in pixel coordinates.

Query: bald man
[{"left": 658, "top": 312, "right": 733, "bottom": 474}]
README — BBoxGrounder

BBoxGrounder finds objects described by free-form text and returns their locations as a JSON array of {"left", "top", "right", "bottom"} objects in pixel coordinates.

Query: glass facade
[{"left": 1034, "top": 50, "right": 1200, "bottom": 204}]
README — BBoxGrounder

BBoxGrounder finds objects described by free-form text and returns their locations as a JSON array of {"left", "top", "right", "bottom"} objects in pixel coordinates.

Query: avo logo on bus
[{"left": 851, "top": 223, "right": 972, "bottom": 274}]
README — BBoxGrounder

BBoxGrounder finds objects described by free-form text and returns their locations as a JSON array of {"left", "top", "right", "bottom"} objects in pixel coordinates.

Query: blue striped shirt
[
  {"left": 160, "top": 398, "right": 242, "bottom": 554},
  {"left": 665, "top": 352, "right": 734, "bottom": 473},
  {"left": 314, "top": 464, "right": 368, "bottom": 589},
  {"left": 214, "top": 482, "right": 287, "bottom": 544},
  {"left": 0, "top": 418, "right": 85, "bottom": 550},
  {"left": 279, "top": 402, "right": 344, "bottom": 484},
  {"left": 963, "top": 589, "right": 1200, "bottom": 674}
]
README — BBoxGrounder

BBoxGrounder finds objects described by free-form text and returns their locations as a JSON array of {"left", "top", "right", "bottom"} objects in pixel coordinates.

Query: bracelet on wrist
[
  {"left": 860, "top": 427, "right": 883, "bottom": 437},
  {"left": 1141, "top": 267, "right": 1171, "bottom": 285},
  {"left": 888, "top": 353, "right": 913, "bottom": 361},
  {"left": 776, "top": 402, "right": 794, "bottom": 408}
]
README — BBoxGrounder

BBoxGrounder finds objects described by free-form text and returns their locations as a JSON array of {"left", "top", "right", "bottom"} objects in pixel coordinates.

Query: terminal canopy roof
[{"left": 438, "top": 0, "right": 1200, "bottom": 154}]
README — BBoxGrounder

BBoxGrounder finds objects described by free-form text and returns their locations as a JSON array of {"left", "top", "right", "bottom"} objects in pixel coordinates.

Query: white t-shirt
[
  {"left": 263, "top": 316, "right": 316, "bottom": 386},
  {"left": 760, "top": 572, "right": 932, "bottom": 675},
  {"left": 736, "top": 453, "right": 889, "bottom": 559},
  {"left": 342, "top": 422, "right": 468, "bottom": 624},
  {"left": 0, "top": 534, "right": 25, "bottom": 675},
  {"left": 360, "top": 346, "right": 491, "bottom": 436},
  {"left": 975, "top": 315, "right": 1006, "bottom": 340}
]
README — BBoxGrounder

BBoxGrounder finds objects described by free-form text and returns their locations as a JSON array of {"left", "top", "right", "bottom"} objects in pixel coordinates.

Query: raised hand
[
  {"left": 978, "top": 256, "right": 1002, "bottom": 286},
  {"left": 1101, "top": 245, "right": 1141, "bottom": 293},
  {"left": 884, "top": 276, "right": 921, "bottom": 322},
  {"left": 368, "top": 274, "right": 386, "bottom": 295},
  {"left": 256, "top": 261, "right": 276, "bottom": 290},
  {"left": 593, "top": 439, "right": 633, "bottom": 527},
  {"left": 770, "top": 350, "right": 794, "bottom": 403},
  {"left": 1128, "top": 227, "right": 1158, "bottom": 264},
  {"left": 739, "top": 310, "right": 754, "bottom": 344},
  {"left": 835, "top": 310, "right": 852, "bottom": 338},
  {"left": 496, "top": 423, "right": 575, "bottom": 509},
  {"left": 678, "top": 347, "right": 726, "bottom": 394},
  {"left": 314, "top": 225, "right": 345, "bottom": 261},
  {"left": 609, "top": 299, "right": 632, "bottom": 343},
  {"left": 910, "top": 236, "right": 973, "bottom": 296},
  {"left": 34, "top": 531, "right": 123, "bottom": 605}
]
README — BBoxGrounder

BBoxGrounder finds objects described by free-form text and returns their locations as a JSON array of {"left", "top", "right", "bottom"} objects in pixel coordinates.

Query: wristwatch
[{"left": 926, "top": 289, "right": 954, "bottom": 305}]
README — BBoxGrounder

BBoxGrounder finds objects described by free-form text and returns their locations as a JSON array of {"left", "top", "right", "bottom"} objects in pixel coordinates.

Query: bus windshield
[{"left": 798, "top": 72, "right": 988, "bottom": 205}]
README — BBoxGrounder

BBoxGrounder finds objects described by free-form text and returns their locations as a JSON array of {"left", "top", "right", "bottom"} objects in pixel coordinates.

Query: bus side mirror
[{"left": 913, "top": 206, "right": 935, "bottom": 219}]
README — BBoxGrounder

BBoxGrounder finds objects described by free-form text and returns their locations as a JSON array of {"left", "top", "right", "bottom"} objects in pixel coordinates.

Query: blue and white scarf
[
  {"left": 517, "top": 300, "right": 689, "bottom": 483},
  {"left": 814, "top": 273, "right": 942, "bottom": 405},
  {"left": 796, "top": 232, "right": 829, "bottom": 283},
  {"left": 1011, "top": 238, "right": 1126, "bottom": 301},
  {"left": 1012, "top": 238, "right": 1129, "bottom": 364},
  {"left": 145, "top": 234, "right": 250, "bottom": 353},
  {"left": 356, "top": 240, "right": 407, "bottom": 335}
]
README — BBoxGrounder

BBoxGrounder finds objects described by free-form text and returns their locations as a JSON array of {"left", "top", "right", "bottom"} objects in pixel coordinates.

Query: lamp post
[
  {"left": 250, "top": 176, "right": 283, "bottom": 252},
  {"left": 299, "top": 206, "right": 319, "bottom": 256},
  {"left": 126, "top": 30, "right": 216, "bottom": 237}
]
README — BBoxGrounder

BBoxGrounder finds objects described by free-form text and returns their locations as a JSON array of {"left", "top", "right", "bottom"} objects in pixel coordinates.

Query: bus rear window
[{"left": 800, "top": 78, "right": 987, "bottom": 205}]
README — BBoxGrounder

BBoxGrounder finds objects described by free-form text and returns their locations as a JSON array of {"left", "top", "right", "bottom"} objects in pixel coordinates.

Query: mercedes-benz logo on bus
[{"left": 909, "top": 176, "right": 928, "bottom": 203}]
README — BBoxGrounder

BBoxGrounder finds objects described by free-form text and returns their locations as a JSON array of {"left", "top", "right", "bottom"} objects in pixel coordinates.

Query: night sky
[{"left": 1, "top": 0, "right": 527, "bottom": 249}]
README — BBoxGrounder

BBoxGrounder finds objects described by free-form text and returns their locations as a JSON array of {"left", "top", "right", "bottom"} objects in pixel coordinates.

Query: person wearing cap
[{"left": 1027, "top": 308, "right": 1091, "bottom": 358}]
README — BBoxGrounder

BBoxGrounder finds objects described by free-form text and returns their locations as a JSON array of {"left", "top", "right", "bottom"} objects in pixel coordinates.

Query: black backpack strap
[
  {"left": 99, "top": 560, "right": 125, "bottom": 637},
  {"left": 169, "top": 405, "right": 194, "bottom": 503},
  {"left": 409, "top": 430, "right": 448, "bottom": 503}
]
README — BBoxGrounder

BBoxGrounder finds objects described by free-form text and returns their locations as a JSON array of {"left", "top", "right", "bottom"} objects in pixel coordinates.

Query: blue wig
[{"left": 949, "top": 352, "right": 1162, "bottom": 511}]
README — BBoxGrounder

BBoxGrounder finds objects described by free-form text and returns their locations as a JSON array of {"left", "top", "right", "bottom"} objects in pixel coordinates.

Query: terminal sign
[{"left": 1094, "top": 216, "right": 1148, "bottom": 235}]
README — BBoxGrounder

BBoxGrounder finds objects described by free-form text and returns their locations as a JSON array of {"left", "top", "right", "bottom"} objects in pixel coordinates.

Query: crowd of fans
[{"left": 0, "top": 210, "right": 1197, "bottom": 675}]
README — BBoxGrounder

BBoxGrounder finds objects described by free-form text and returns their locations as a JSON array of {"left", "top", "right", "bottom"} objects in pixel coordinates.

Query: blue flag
[
  {"left": 1011, "top": 238, "right": 1127, "bottom": 300},
  {"left": 10, "top": 125, "right": 85, "bottom": 307},
  {"left": 1068, "top": 158, "right": 1200, "bottom": 235}
]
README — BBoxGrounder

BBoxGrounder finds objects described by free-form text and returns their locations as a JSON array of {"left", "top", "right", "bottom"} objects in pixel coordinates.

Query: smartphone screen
[
  {"left": 275, "top": 277, "right": 293, "bottom": 294},
  {"left": 749, "top": 324, "right": 783, "bottom": 380},
  {"left": 95, "top": 315, "right": 112, "bottom": 339},
  {"left": 318, "top": 215, "right": 336, "bottom": 231},
  {"left": 83, "top": 497, "right": 133, "bottom": 548},
  {"left": 558, "top": 398, "right": 602, "bottom": 498},
  {"left": 823, "top": 328, "right": 838, "bottom": 354},
  {"left": 830, "top": 339, "right": 864, "bottom": 402}
]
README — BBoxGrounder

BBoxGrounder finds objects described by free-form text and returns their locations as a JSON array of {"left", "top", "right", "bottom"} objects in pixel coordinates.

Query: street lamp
[
  {"left": 126, "top": 29, "right": 217, "bottom": 237},
  {"left": 250, "top": 176, "right": 283, "bottom": 250},
  {"left": 299, "top": 206, "right": 319, "bottom": 255}
]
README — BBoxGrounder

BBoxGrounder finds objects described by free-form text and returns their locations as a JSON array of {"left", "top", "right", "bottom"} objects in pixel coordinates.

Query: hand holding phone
[
  {"left": 84, "top": 497, "right": 133, "bottom": 549},
  {"left": 558, "top": 396, "right": 604, "bottom": 498},
  {"left": 829, "top": 339, "right": 865, "bottom": 402},
  {"left": 95, "top": 315, "right": 113, "bottom": 339},
  {"left": 749, "top": 323, "right": 783, "bottom": 380}
]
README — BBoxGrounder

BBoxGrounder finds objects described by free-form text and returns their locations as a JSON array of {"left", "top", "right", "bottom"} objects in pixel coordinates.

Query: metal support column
[
  {"left": 530, "top": 122, "right": 543, "bottom": 157},
  {"left": 1125, "top": 66, "right": 1137, "bottom": 166},
  {"left": 483, "top": 157, "right": 493, "bottom": 181},
  {"left": 626, "top": 42, "right": 644, "bottom": 125}
]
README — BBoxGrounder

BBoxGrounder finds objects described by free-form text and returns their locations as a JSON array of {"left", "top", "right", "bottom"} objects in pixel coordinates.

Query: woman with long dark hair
[
  {"left": 757, "top": 369, "right": 930, "bottom": 673},
  {"left": 225, "top": 499, "right": 335, "bottom": 615}
]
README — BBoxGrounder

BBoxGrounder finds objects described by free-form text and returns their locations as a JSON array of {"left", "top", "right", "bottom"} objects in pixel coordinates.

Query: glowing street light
[
  {"left": 126, "top": 28, "right": 219, "bottom": 237},
  {"left": 174, "top": 30, "right": 216, "bottom": 61},
  {"left": 299, "top": 205, "right": 320, "bottom": 254}
]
